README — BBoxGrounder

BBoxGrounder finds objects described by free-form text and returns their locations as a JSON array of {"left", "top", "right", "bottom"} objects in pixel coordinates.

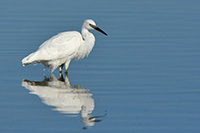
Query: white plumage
[{"left": 22, "top": 19, "right": 107, "bottom": 73}]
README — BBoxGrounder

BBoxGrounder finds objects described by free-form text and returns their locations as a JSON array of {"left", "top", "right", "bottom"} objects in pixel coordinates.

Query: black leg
[{"left": 59, "top": 64, "right": 64, "bottom": 73}]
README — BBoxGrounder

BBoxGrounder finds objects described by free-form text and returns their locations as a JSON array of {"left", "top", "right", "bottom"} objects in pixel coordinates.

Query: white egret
[{"left": 22, "top": 19, "right": 107, "bottom": 74}]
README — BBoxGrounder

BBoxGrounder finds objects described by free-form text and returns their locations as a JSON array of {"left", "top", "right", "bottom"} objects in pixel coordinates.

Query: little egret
[{"left": 22, "top": 19, "right": 107, "bottom": 74}]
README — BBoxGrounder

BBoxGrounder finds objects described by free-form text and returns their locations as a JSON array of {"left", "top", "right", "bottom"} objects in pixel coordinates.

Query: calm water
[{"left": 1, "top": 0, "right": 200, "bottom": 132}]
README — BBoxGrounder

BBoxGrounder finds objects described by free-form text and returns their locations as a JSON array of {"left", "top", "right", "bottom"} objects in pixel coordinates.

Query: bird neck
[
  {"left": 81, "top": 28, "right": 95, "bottom": 43},
  {"left": 75, "top": 28, "right": 95, "bottom": 59}
]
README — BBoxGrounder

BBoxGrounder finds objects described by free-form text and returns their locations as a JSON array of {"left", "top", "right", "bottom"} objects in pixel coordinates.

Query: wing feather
[{"left": 34, "top": 31, "right": 82, "bottom": 61}]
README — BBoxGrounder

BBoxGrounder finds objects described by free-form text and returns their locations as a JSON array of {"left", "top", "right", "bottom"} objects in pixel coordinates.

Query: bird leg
[
  {"left": 58, "top": 72, "right": 65, "bottom": 81},
  {"left": 65, "top": 61, "right": 70, "bottom": 75},
  {"left": 59, "top": 64, "right": 64, "bottom": 73}
]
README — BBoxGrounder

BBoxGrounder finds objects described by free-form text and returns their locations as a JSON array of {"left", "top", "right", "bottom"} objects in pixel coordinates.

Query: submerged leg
[{"left": 65, "top": 61, "right": 71, "bottom": 75}]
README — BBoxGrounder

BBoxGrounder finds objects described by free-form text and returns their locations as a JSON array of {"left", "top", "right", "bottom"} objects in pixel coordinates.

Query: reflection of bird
[
  {"left": 22, "top": 19, "right": 107, "bottom": 74},
  {"left": 22, "top": 74, "right": 103, "bottom": 127}
]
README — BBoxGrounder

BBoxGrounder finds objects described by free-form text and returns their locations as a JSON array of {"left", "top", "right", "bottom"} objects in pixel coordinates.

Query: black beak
[{"left": 89, "top": 24, "right": 107, "bottom": 36}]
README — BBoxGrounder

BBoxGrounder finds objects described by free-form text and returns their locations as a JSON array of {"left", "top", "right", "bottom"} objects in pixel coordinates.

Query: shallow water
[{"left": 1, "top": 0, "right": 200, "bottom": 132}]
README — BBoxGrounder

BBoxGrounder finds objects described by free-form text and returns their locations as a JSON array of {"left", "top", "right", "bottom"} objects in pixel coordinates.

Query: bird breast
[{"left": 75, "top": 32, "right": 95, "bottom": 60}]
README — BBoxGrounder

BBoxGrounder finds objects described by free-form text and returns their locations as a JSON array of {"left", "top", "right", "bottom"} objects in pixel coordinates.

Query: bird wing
[{"left": 34, "top": 31, "right": 83, "bottom": 61}]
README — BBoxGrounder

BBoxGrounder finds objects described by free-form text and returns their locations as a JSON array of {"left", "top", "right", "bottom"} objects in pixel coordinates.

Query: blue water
[{"left": 1, "top": 0, "right": 200, "bottom": 132}]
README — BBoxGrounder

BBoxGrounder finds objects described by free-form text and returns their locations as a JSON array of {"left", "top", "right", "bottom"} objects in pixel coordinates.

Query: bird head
[{"left": 83, "top": 19, "right": 107, "bottom": 36}]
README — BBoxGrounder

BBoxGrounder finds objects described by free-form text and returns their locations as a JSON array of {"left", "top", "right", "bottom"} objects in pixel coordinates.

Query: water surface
[{"left": 1, "top": 0, "right": 200, "bottom": 132}]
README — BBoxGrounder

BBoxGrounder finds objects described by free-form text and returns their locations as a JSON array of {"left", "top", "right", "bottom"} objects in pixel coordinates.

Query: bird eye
[
  {"left": 89, "top": 24, "right": 93, "bottom": 27},
  {"left": 89, "top": 24, "right": 96, "bottom": 29}
]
